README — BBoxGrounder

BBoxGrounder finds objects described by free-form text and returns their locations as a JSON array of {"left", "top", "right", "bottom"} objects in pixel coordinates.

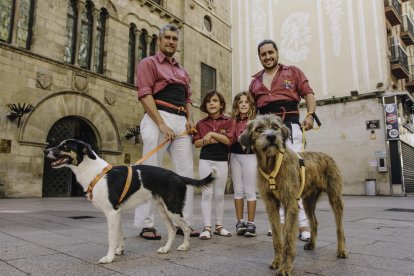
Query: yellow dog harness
[{"left": 258, "top": 151, "right": 306, "bottom": 200}]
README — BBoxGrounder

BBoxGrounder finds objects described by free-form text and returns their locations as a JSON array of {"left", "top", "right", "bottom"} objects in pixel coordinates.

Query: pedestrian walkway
[{"left": 0, "top": 195, "right": 413, "bottom": 275}]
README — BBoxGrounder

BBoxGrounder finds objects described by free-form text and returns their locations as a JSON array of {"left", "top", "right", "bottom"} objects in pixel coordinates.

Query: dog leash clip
[{"left": 269, "top": 178, "right": 277, "bottom": 190}]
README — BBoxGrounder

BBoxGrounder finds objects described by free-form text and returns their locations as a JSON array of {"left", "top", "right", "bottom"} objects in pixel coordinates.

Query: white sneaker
[{"left": 299, "top": 230, "right": 310, "bottom": 241}]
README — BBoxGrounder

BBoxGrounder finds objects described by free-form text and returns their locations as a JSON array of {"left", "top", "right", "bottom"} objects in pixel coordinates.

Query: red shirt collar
[
  {"left": 251, "top": 63, "right": 284, "bottom": 79},
  {"left": 156, "top": 52, "right": 178, "bottom": 65}
]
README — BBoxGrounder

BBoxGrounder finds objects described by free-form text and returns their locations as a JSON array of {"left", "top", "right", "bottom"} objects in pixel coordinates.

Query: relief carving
[
  {"left": 36, "top": 72, "right": 52, "bottom": 90},
  {"left": 73, "top": 74, "right": 88, "bottom": 92}
]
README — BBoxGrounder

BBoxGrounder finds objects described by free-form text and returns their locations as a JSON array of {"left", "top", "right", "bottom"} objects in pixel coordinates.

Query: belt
[{"left": 155, "top": 99, "right": 187, "bottom": 114}]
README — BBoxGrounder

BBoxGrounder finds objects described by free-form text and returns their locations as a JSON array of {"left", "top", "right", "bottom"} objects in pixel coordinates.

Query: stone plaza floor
[{"left": 0, "top": 194, "right": 413, "bottom": 275}]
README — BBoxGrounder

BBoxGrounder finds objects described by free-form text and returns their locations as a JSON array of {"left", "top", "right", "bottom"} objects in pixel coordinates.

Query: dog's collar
[
  {"left": 259, "top": 152, "right": 306, "bottom": 200},
  {"left": 258, "top": 152, "right": 284, "bottom": 190},
  {"left": 87, "top": 164, "right": 113, "bottom": 200}
]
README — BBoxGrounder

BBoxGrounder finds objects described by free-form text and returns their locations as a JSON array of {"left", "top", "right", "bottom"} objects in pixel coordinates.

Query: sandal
[
  {"left": 214, "top": 225, "right": 232, "bottom": 237},
  {"left": 139, "top": 227, "right": 161, "bottom": 240},
  {"left": 199, "top": 227, "right": 212, "bottom": 240},
  {"left": 176, "top": 227, "right": 200, "bottom": 237}
]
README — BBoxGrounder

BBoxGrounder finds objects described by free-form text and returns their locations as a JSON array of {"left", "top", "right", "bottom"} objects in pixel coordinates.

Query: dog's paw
[
  {"left": 157, "top": 246, "right": 170, "bottom": 254},
  {"left": 337, "top": 250, "right": 349, "bottom": 259},
  {"left": 304, "top": 241, "right": 315, "bottom": 250},
  {"left": 115, "top": 247, "right": 124, "bottom": 256},
  {"left": 98, "top": 255, "right": 114, "bottom": 264},
  {"left": 277, "top": 268, "right": 292, "bottom": 276},
  {"left": 269, "top": 260, "right": 279, "bottom": 270},
  {"left": 177, "top": 243, "right": 189, "bottom": 251}
]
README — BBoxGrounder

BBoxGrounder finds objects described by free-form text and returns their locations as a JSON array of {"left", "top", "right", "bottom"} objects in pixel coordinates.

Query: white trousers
[
  {"left": 134, "top": 111, "right": 194, "bottom": 228},
  {"left": 199, "top": 159, "right": 228, "bottom": 227},
  {"left": 280, "top": 123, "right": 309, "bottom": 227},
  {"left": 230, "top": 153, "right": 257, "bottom": 201}
]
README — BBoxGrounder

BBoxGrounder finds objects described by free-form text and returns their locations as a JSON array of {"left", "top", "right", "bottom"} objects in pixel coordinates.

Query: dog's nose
[{"left": 267, "top": 134, "right": 276, "bottom": 142}]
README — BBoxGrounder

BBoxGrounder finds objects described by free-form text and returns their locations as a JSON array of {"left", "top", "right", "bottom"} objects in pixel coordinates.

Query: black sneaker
[
  {"left": 236, "top": 221, "right": 247, "bottom": 235},
  {"left": 244, "top": 223, "right": 256, "bottom": 237}
]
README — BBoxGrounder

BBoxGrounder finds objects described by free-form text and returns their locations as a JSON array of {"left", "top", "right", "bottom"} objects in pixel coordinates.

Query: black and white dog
[{"left": 44, "top": 139, "right": 215, "bottom": 263}]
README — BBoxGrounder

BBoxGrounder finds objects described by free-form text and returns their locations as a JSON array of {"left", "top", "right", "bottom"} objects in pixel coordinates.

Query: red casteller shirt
[
  {"left": 249, "top": 64, "right": 314, "bottom": 108},
  {"left": 136, "top": 52, "right": 192, "bottom": 103},
  {"left": 230, "top": 116, "right": 251, "bottom": 154},
  {"left": 193, "top": 114, "right": 235, "bottom": 161}
]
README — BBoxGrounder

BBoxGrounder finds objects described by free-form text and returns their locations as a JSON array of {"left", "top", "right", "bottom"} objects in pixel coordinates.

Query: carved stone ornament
[
  {"left": 36, "top": 72, "right": 52, "bottom": 90},
  {"left": 73, "top": 74, "right": 88, "bottom": 92},
  {"left": 104, "top": 90, "right": 116, "bottom": 105}
]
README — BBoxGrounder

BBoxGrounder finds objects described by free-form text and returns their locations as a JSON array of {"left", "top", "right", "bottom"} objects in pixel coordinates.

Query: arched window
[
  {"left": 0, "top": 0, "right": 34, "bottom": 49},
  {"left": 64, "top": 0, "right": 77, "bottom": 64},
  {"left": 127, "top": 24, "right": 137, "bottom": 84},
  {"left": 16, "top": 0, "right": 34, "bottom": 48},
  {"left": 78, "top": 1, "right": 93, "bottom": 69},
  {"left": 150, "top": 34, "right": 157, "bottom": 56},
  {"left": 139, "top": 29, "right": 148, "bottom": 61},
  {"left": 94, "top": 8, "right": 107, "bottom": 74}
]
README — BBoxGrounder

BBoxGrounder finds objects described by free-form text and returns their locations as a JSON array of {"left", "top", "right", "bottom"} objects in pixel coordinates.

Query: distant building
[{"left": 231, "top": 0, "right": 414, "bottom": 195}]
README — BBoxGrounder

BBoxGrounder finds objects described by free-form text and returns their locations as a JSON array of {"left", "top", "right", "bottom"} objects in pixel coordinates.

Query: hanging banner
[{"left": 384, "top": 103, "right": 399, "bottom": 140}]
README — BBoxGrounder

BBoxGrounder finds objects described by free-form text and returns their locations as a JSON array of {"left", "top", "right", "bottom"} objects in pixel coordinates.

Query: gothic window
[
  {"left": 200, "top": 63, "right": 216, "bottom": 101},
  {"left": 0, "top": 0, "right": 34, "bottom": 49},
  {"left": 150, "top": 35, "right": 157, "bottom": 56},
  {"left": 16, "top": 0, "right": 34, "bottom": 48},
  {"left": 64, "top": 0, "right": 77, "bottom": 64},
  {"left": 94, "top": 8, "right": 107, "bottom": 74},
  {"left": 0, "top": 0, "right": 14, "bottom": 43},
  {"left": 127, "top": 24, "right": 137, "bottom": 84},
  {"left": 78, "top": 1, "right": 93, "bottom": 69},
  {"left": 139, "top": 29, "right": 148, "bottom": 60}
]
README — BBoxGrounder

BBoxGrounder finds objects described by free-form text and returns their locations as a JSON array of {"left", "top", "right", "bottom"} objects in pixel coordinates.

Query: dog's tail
[{"left": 181, "top": 167, "right": 217, "bottom": 188}]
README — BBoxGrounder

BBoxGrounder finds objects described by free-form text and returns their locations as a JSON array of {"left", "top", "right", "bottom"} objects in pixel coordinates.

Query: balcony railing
[
  {"left": 401, "top": 15, "right": 414, "bottom": 46},
  {"left": 385, "top": 0, "right": 402, "bottom": 26},
  {"left": 390, "top": 43, "right": 409, "bottom": 78},
  {"left": 405, "top": 64, "right": 414, "bottom": 92}
]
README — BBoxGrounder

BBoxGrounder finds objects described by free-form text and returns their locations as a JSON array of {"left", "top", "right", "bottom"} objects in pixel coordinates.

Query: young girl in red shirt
[
  {"left": 193, "top": 90, "right": 235, "bottom": 240},
  {"left": 230, "top": 92, "right": 257, "bottom": 237}
]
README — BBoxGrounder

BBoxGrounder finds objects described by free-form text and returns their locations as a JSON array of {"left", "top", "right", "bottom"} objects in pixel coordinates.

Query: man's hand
[
  {"left": 301, "top": 116, "right": 314, "bottom": 131},
  {"left": 159, "top": 122, "right": 175, "bottom": 141},
  {"left": 186, "top": 118, "right": 194, "bottom": 131}
]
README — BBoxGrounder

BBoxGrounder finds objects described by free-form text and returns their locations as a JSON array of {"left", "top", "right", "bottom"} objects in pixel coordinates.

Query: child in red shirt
[{"left": 193, "top": 91, "right": 234, "bottom": 240}]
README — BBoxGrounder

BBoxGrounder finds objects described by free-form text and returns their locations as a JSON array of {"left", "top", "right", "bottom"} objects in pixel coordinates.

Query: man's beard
[{"left": 263, "top": 59, "right": 278, "bottom": 70}]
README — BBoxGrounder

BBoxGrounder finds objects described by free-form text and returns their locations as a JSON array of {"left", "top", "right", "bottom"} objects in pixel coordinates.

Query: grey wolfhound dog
[{"left": 239, "top": 114, "right": 348, "bottom": 275}]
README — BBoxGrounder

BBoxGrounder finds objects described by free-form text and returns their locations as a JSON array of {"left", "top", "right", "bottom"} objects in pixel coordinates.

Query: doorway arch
[{"left": 42, "top": 116, "right": 98, "bottom": 197}]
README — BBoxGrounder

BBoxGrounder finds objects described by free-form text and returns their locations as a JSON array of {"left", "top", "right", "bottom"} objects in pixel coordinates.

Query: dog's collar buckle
[{"left": 259, "top": 153, "right": 284, "bottom": 191}]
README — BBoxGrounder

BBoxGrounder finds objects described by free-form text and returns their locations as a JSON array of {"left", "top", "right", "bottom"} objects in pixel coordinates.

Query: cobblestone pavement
[{"left": 0, "top": 195, "right": 413, "bottom": 275}]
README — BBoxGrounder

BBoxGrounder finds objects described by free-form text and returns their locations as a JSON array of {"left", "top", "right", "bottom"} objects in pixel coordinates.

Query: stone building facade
[{"left": 0, "top": 0, "right": 231, "bottom": 197}]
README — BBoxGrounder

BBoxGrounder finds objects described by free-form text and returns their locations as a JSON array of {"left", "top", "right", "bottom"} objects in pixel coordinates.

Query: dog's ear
[
  {"left": 280, "top": 123, "right": 291, "bottom": 143},
  {"left": 239, "top": 130, "right": 254, "bottom": 153},
  {"left": 83, "top": 144, "right": 96, "bottom": 160}
]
